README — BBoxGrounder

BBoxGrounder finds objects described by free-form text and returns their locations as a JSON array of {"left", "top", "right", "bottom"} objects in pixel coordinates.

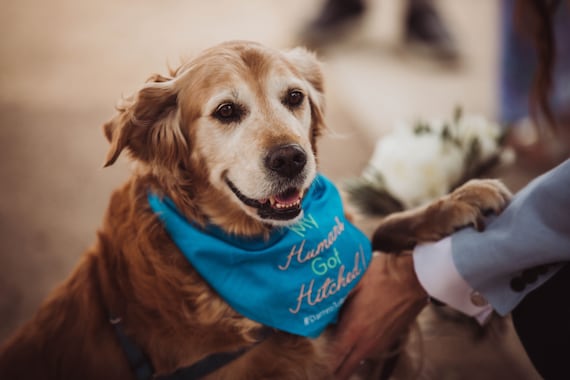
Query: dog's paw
[
  {"left": 444, "top": 179, "right": 512, "bottom": 231},
  {"left": 420, "top": 179, "right": 512, "bottom": 242},
  {"left": 372, "top": 179, "right": 512, "bottom": 252}
]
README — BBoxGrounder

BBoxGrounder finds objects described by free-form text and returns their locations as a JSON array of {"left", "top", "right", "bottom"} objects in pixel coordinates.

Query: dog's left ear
[
  {"left": 284, "top": 47, "right": 326, "bottom": 142},
  {"left": 103, "top": 73, "right": 187, "bottom": 168}
]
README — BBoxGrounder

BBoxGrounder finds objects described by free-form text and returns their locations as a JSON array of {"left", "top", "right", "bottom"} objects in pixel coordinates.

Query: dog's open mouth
[{"left": 226, "top": 179, "right": 304, "bottom": 221}]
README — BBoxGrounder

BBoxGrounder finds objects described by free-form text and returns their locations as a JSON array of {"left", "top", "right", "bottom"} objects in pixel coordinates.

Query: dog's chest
[{"left": 149, "top": 175, "right": 373, "bottom": 337}]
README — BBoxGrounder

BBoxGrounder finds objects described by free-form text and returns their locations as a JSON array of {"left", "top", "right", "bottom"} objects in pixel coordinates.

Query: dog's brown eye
[
  {"left": 284, "top": 90, "right": 304, "bottom": 108},
  {"left": 214, "top": 103, "right": 242, "bottom": 123},
  {"left": 217, "top": 104, "right": 234, "bottom": 118}
]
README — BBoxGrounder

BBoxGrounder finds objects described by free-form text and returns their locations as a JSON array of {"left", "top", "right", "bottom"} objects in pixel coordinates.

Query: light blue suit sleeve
[{"left": 451, "top": 159, "right": 570, "bottom": 316}]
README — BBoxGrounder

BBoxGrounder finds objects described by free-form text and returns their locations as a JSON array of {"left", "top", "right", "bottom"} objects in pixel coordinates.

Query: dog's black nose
[{"left": 265, "top": 144, "right": 307, "bottom": 178}]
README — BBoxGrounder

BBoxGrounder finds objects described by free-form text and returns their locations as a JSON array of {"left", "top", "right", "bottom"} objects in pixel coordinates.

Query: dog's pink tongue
[{"left": 275, "top": 189, "right": 300, "bottom": 203}]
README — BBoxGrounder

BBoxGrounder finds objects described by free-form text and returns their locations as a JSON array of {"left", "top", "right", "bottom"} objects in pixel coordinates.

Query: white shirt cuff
[{"left": 413, "top": 237, "right": 493, "bottom": 325}]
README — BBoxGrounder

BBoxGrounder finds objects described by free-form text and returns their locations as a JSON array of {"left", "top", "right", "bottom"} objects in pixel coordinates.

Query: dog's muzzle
[
  {"left": 226, "top": 179, "right": 306, "bottom": 221},
  {"left": 226, "top": 144, "right": 311, "bottom": 222}
]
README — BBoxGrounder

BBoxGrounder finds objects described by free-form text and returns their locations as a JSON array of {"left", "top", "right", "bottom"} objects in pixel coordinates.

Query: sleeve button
[
  {"left": 521, "top": 269, "right": 538, "bottom": 284},
  {"left": 510, "top": 277, "right": 526, "bottom": 292},
  {"left": 470, "top": 291, "right": 488, "bottom": 307}
]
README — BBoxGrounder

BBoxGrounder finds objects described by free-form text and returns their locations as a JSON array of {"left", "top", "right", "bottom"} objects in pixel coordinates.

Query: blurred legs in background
[{"left": 299, "top": 0, "right": 459, "bottom": 61}]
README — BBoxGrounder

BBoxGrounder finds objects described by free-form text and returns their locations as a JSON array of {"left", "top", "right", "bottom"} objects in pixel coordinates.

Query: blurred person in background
[
  {"left": 299, "top": 0, "right": 459, "bottom": 61},
  {"left": 501, "top": 0, "right": 570, "bottom": 169},
  {"left": 330, "top": 0, "right": 570, "bottom": 379}
]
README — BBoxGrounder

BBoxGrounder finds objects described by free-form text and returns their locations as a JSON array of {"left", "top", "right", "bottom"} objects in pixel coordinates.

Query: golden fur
[{"left": 0, "top": 41, "right": 511, "bottom": 380}]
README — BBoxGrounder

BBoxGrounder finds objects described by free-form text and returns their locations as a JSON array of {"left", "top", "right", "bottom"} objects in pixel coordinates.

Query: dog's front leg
[{"left": 371, "top": 179, "right": 512, "bottom": 252}]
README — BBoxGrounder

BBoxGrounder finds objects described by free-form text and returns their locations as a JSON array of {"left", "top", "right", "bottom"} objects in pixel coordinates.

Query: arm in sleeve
[
  {"left": 413, "top": 159, "right": 570, "bottom": 318},
  {"left": 452, "top": 159, "right": 570, "bottom": 315}
]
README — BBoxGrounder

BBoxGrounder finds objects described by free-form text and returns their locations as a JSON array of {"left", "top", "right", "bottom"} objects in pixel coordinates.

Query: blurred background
[{"left": 2, "top": 0, "right": 567, "bottom": 378}]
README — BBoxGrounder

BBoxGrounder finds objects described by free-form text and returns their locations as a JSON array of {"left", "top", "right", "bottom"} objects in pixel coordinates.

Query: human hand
[{"left": 330, "top": 253, "right": 428, "bottom": 380}]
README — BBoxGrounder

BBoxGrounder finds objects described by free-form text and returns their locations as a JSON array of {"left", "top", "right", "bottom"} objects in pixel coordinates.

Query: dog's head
[{"left": 103, "top": 41, "right": 326, "bottom": 232}]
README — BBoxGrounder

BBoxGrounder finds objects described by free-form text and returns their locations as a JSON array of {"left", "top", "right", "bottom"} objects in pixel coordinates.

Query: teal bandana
[{"left": 148, "top": 174, "right": 372, "bottom": 338}]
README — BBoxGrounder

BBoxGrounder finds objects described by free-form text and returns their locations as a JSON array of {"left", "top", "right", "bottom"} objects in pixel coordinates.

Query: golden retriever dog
[{"left": 0, "top": 41, "right": 511, "bottom": 380}]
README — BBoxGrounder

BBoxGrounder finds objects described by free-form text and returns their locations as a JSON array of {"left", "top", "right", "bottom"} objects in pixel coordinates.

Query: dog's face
[{"left": 103, "top": 41, "right": 326, "bottom": 229}]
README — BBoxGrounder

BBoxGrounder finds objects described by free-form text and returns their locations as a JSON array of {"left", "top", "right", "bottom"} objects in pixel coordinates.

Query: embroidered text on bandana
[{"left": 148, "top": 174, "right": 372, "bottom": 338}]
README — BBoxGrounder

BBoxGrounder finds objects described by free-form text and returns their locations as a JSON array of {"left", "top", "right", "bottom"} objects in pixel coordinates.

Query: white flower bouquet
[{"left": 345, "top": 108, "right": 511, "bottom": 215}]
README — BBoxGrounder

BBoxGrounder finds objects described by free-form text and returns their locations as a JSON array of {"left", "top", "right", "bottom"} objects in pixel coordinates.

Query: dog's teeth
[
  {"left": 272, "top": 198, "right": 300, "bottom": 209},
  {"left": 268, "top": 193, "right": 302, "bottom": 209}
]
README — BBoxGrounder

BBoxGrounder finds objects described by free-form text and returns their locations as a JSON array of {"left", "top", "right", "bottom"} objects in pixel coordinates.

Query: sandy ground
[{"left": 0, "top": 0, "right": 549, "bottom": 378}]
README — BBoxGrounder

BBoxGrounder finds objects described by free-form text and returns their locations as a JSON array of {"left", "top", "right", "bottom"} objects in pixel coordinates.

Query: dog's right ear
[{"left": 103, "top": 73, "right": 187, "bottom": 168}]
